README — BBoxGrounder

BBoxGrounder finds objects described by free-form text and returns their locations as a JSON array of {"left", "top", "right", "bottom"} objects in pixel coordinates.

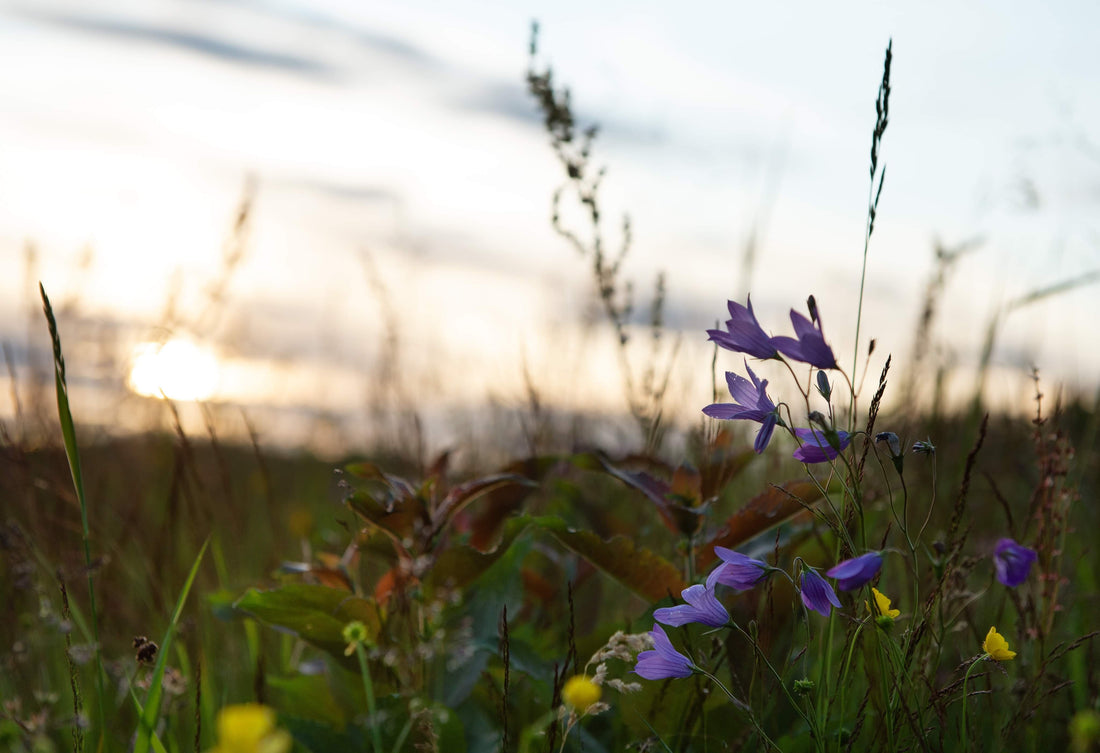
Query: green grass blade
[
  {"left": 133, "top": 536, "right": 210, "bottom": 753},
  {"left": 129, "top": 687, "right": 170, "bottom": 753},
  {"left": 39, "top": 282, "right": 107, "bottom": 735}
]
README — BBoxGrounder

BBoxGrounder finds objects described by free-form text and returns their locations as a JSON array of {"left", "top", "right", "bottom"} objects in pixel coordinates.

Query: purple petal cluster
[
  {"left": 800, "top": 568, "right": 841, "bottom": 616},
  {"left": 826, "top": 552, "right": 883, "bottom": 591},
  {"left": 993, "top": 538, "right": 1037, "bottom": 587},
  {"left": 706, "top": 296, "right": 779, "bottom": 360},
  {"left": 771, "top": 309, "right": 838, "bottom": 370},
  {"left": 702, "top": 362, "right": 779, "bottom": 453},
  {"left": 654, "top": 568, "right": 730, "bottom": 627},
  {"left": 792, "top": 428, "right": 852, "bottom": 463},
  {"left": 635, "top": 624, "right": 695, "bottom": 680},
  {"left": 712, "top": 547, "right": 769, "bottom": 590}
]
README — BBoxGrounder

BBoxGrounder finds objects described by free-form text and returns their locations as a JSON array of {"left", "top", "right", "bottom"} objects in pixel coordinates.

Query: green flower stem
[
  {"left": 836, "top": 619, "right": 867, "bottom": 732},
  {"left": 731, "top": 622, "right": 821, "bottom": 751},
  {"left": 694, "top": 667, "right": 781, "bottom": 752},
  {"left": 391, "top": 714, "right": 414, "bottom": 753},
  {"left": 960, "top": 654, "right": 988, "bottom": 746},
  {"left": 354, "top": 644, "right": 384, "bottom": 753},
  {"left": 817, "top": 603, "right": 836, "bottom": 728}
]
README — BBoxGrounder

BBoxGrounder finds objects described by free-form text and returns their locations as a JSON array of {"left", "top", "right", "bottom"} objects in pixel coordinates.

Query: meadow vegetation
[{"left": 2, "top": 31, "right": 1100, "bottom": 753}]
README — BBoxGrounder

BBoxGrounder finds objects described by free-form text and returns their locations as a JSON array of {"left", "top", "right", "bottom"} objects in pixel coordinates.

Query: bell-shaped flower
[
  {"left": 793, "top": 427, "right": 852, "bottom": 463},
  {"left": 826, "top": 552, "right": 883, "bottom": 591},
  {"left": 799, "top": 567, "right": 841, "bottom": 616},
  {"left": 712, "top": 547, "right": 769, "bottom": 591},
  {"left": 634, "top": 624, "right": 695, "bottom": 680},
  {"left": 993, "top": 538, "right": 1037, "bottom": 587},
  {"left": 771, "top": 309, "right": 838, "bottom": 369},
  {"left": 706, "top": 296, "right": 780, "bottom": 360},
  {"left": 654, "top": 568, "right": 730, "bottom": 627},
  {"left": 702, "top": 362, "right": 780, "bottom": 453}
]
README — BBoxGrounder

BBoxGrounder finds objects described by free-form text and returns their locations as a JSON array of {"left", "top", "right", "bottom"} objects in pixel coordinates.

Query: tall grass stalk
[
  {"left": 851, "top": 41, "right": 892, "bottom": 421},
  {"left": 38, "top": 282, "right": 108, "bottom": 737}
]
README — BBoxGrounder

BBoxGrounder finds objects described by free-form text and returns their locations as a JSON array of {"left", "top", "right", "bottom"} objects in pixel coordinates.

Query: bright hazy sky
[{"left": 1, "top": 0, "right": 1098, "bottom": 450}]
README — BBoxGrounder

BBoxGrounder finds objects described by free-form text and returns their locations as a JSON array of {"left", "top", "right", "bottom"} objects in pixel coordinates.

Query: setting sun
[{"left": 127, "top": 338, "right": 220, "bottom": 401}]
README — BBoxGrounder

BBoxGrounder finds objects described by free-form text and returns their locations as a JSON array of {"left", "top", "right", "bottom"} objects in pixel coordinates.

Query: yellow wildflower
[
  {"left": 208, "top": 704, "right": 291, "bottom": 753},
  {"left": 982, "top": 626, "right": 1016, "bottom": 661},
  {"left": 561, "top": 675, "right": 601, "bottom": 712},
  {"left": 865, "top": 588, "right": 901, "bottom": 620}
]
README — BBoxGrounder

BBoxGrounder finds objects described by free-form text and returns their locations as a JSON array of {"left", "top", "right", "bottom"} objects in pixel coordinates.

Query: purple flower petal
[
  {"left": 993, "top": 538, "right": 1037, "bottom": 587},
  {"left": 793, "top": 428, "right": 852, "bottom": 463},
  {"left": 654, "top": 575, "right": 730, "bottom": 628},
  {"left": 701, "top": 361, "right": 780, "bottom": 454},
  {"left": 706, "top": 295, "right": 779, "bottom": 360},
  {"left": 635, "top": 624, "right": 695, "bottom": 680},
  {"left": 772, "top": 309, "right": 838, "bottom": 369},
  {"left": 800, "top": 568, "right": 841, "bottom": 616},
  {"left": 755, "top": 414, "right": 778, "bottom": 454},
  {"left": 826, "top": 552, "right": 883, "bottom": 591},
  {"left": 712, "top": 547, "right": 769, "bottom": 590}
]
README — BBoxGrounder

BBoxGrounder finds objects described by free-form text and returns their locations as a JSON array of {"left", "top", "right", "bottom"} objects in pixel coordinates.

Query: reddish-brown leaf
[
  {"left": 696, "top": 480, "right": 824, "bottom": 570},
  {"left": 535, "top": 516, "right": 686, "bottom": 603}
]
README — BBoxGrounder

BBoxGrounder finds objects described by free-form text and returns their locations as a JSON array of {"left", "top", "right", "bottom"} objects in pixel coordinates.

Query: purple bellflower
[
  {"left": 800, "top": 567, "right": 841, "bottom": 616},
  {"left": 771, "top": 309, "right": 838, "bottom": 370},
  {"left": 993, "top": 538, "right": 1038, "bottom": 587},
  {"left": 793, "top": 427, "right": 852, "bottom": 464},
  {"left": 635, "top": 624, "right": 695, "bottom": 680},
  {"left": 702, "top": 361, "right": 780, "bottom": 453},
  {"left": 826, "top": 552, "right": 884, "bottom": 591},
  {"left": 654, "top": 567, "right": 730, "bottom": 627},
  {"left": 706, "top": 296, "right": 780, "bottom": 360},
  {"left": 712, "top": 546, "right": 769, "bottom": 591}
]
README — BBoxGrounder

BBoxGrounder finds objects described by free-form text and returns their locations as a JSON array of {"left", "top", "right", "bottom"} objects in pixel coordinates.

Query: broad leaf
[
  {"left": 345, "top": 489, "right": 425, "bottom": 547},
  {"left": 233, "top": 584, "right": 382, "bottom": 660},
  {"left": 532, "top": 516, "right": 686, "bottom": 602},
  {"left": 696, "top": 480, "right": 825, "bottom": 570},
  {"left": 425, "top": 515, "right": 532, "bottom": 591},
  {"left": 430, "top": 473, "right": 535, "bottom": 541}
]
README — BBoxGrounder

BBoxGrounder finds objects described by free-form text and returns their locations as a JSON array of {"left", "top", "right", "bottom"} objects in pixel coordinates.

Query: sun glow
[{"left": 128, "top": 339, "right": 220, "bottom": 401}]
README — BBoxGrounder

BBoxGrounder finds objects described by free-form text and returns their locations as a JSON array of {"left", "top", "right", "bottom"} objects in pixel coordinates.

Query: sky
[{"left": 1, "top": 0, "right": 1098, "bottom": 454}]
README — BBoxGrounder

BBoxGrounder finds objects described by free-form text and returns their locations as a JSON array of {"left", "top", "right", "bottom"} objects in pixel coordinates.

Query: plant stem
[
  {"left": 355, "top": 644, "right": 384, "bottom": 753},
  {"left": 960, "top": 655, "right": 987, "bottom": 746}
]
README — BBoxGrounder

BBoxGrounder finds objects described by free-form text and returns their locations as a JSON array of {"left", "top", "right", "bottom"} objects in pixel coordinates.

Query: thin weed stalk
[
  {"left": 851, "top": 40, "right": 892, "bottom": 422},
  {"left": 38, "top": 283, "right": 107, "bottom": 738}
]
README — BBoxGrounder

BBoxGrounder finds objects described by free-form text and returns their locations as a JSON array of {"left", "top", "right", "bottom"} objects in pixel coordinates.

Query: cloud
[{"left": 20, "top": 9, "right": 333, "bottom": 77}]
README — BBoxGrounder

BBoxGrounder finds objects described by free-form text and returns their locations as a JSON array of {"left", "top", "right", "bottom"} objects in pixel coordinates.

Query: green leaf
[
  {"left": 267, "top": 675, "right": 347, "bottom": 726},
  {"left": 425, "top": 515, "right": 532, "bottom": 592},
  {"left": 281, "top": 715, "right": 369, "bottom": 753},
  {"left": 233, "top": 584, "right": 382, "bottom": 661},
  {"left": 134, "top": 537, "right": 209, "bottom": 753},
  {"left": 532, "top": 516, "right": 686, "bottom": 602},
  {"left": 40, "top": 283, "right": 108, "bottom": 733}
]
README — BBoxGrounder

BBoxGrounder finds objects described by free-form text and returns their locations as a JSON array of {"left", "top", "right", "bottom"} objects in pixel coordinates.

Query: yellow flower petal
[
  {"left": 865, "top": 588, "right": 900, "bottom": 620},
  {"left": 217, "top": 704, "right": 275, "bottom": 747},
  {"left": 211, "top": 704, "right": 290, "bottom": 753},
  {"left": 983, "top": 626, "right": 1016, "bottom": 661},
  {"left": 561, "top": 675, "right": 601, "bottom": 712}
]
